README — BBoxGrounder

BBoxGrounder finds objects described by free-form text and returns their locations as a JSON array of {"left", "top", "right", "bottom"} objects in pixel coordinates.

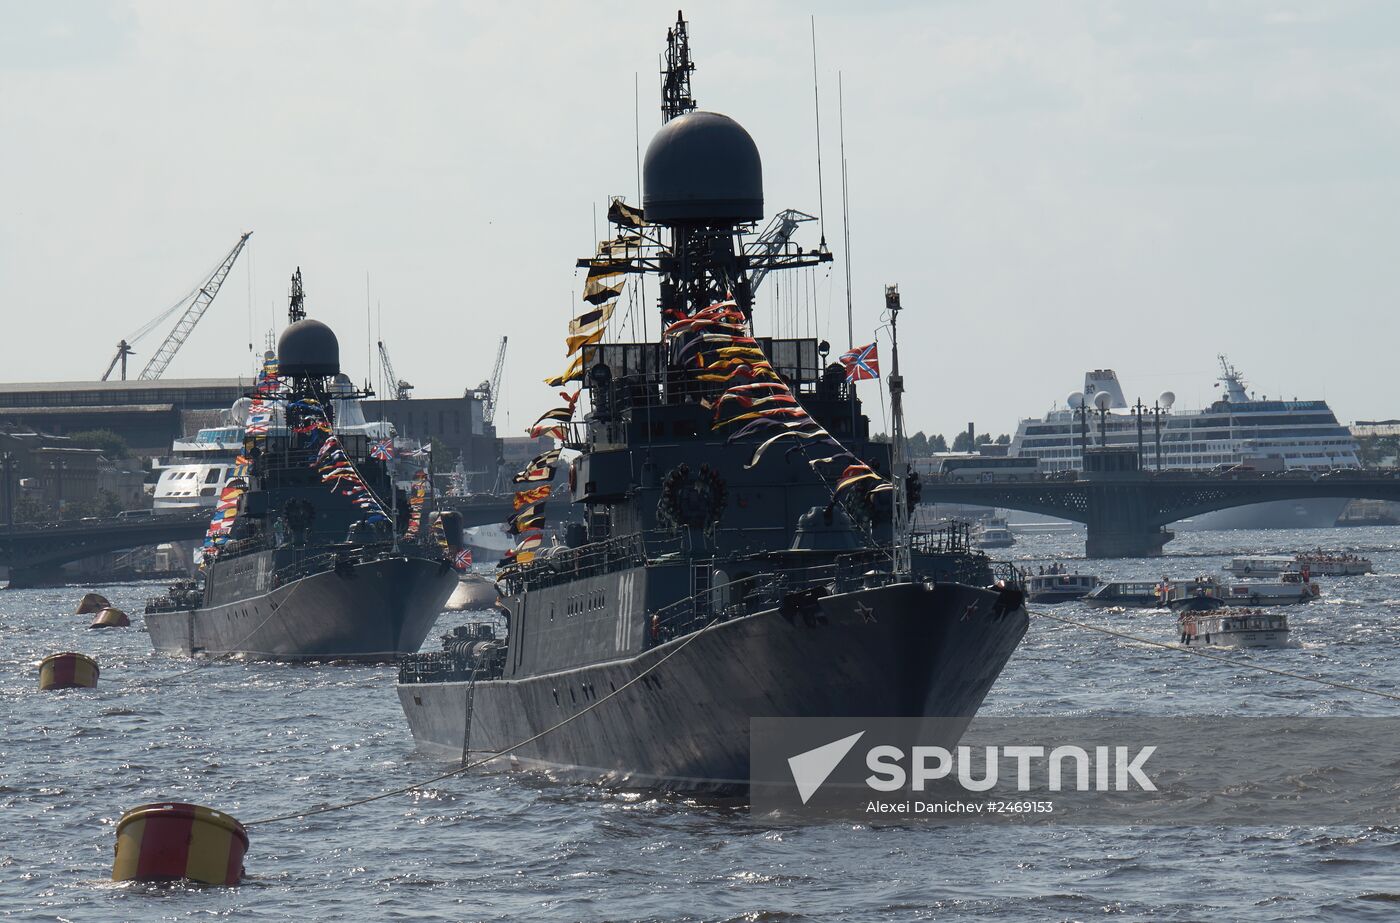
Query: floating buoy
[
  {"left": 112, "top": 802, "right": 248, "bottom": 886},
  {"left": 38, "top": 652, "right": 99, "bottom": 690},
  {"left": 88, "top": 607, "right": 131, "bottom": 629},
  {"left": 75, "top": 592, "right": 112, "bottom": 615}
]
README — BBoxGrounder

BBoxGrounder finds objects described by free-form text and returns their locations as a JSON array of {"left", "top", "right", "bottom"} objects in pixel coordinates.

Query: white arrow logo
[{"left": 787, "top": 732, "right": 865, "bottom": 804}]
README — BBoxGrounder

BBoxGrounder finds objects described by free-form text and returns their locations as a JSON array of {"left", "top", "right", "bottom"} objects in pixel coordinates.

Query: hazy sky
[{"left": 2, "top": 1, "right": 1397, "bottom": 440}]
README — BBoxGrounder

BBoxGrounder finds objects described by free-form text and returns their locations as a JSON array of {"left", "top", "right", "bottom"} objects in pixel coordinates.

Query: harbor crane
[
  {"left": 471, "top": 336, "right": 508, "bottom": 426},
  {"left": 101, "top": 232, "right": 253, "bottom": 381},
  {"left": 377, "top": 339, "right": 413, "bottom": 400}
]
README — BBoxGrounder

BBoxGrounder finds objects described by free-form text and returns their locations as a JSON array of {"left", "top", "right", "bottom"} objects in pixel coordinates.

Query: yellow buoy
[
  {"left": 88, "top": 607, "right": 130, "bottom": 629},
  {"left": 75, "top": 592, "right": 112, "bottom": 615},
  {"left": 38, "top": 652, "right": 99, "bottom": 690},
  {"left": 112, "top": 802, "right": 248, "bottom": 886}
]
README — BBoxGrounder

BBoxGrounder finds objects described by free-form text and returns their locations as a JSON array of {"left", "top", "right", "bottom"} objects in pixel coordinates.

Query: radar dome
[
  {"left": 230, "top": 397, "right": 252, "bottom": 426},
  {"left": 1093, "top": 391, "right": 1113, "bottom": 410},
  {"left": 277, "top": 318, "right": 340, "bottom": 378},
  {"left": 643, "top": 111, "right": 763, "bottom": 224},
  {"left": 1159, "top": 391, "right": 1176, "bottom": 408},
  {"left": 1066, "top": 392, "right": 1085, "bottom": 408}
]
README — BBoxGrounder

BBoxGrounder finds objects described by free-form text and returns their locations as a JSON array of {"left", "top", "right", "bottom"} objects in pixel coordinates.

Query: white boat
[
  {"left": 1227, "top": 553, "right": 1372, "bottom": 578},
  {"left": 1005, "top": 357, "right": 1359, "bottom": 530},
  {"left": 1084, "top": 579, "right": 1169, "bottom": 609},
  {"left": 1025, "top": 572, "right": 1100, "bottom": 604},
  {"left": 975, "top": 517, "right": 1015, "bottom": 549},
  {"left": 1178, "top": 609, "right": 1291, "bottom": 649},
  {"left": 1216, "top": 572, "right": 1321, "bottom": 606}
]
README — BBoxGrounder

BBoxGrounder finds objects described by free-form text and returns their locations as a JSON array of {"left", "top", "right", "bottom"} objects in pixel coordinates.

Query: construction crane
[
  {"left": 377, "top": 339, "right": 413, "bottom": 400},
  {"left": 101, "top": 232, "right": 253, "bottom": 381},
  {"left": 471, "top": 336, "right": 508, "bottom": 425},
  {"left": 744, "top": 209, "right": 817, "bottom": 293}
]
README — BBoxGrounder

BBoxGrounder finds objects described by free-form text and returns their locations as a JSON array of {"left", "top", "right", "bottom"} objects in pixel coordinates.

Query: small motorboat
[
  {"left": 1025, "top": 572, "right": 1101, "bottom": 604},
  {"left": 1178, "top": 608, "right": 1290, "bottom": 649},
  {"left": 1165, "top": 585, "right": 1226, "bottom": 612}
]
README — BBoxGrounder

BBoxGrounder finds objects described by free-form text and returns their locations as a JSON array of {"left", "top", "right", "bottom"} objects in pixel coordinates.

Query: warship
[
  {"left": 145, "top": 271, "right": 458, "bottom": 661},
  {"left": 396, "top": 13, "right": 1029, "bottom": 789}
]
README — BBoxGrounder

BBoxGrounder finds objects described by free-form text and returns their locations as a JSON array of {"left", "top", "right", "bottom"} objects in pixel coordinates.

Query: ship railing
[
  {"left": 501, "top": 531, "right": 686, "bottom": 594},
  {"left": 911, "top": 521, "right": 975, "bottom": 555},
  {"left": 649, "top": 559, "right": 897, "bottom": 645}
]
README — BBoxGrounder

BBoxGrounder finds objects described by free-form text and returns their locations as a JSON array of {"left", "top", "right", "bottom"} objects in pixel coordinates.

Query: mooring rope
[
  {"left": 242, "top": 610, "right": 727, "bottom": 827},
  {"left": 1033, "top": 610, "right": 1400, "bottom": 703}
]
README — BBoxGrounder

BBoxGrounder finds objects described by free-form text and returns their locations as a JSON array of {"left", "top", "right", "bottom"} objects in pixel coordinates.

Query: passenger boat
[
  {"left": 1083, "top": 579, "right": 1168, "bottom": 609},
  {"left": 1025, "top": 572, "right": 1100, "bottom": 604},
  {"left": 1217, "top": 572, "right": 1320, "bottom": 606},
  {"left": 1226, "top": 553, "right": 1371, "bottom": 578},
  {"left": 1178, "top": 608, "right": 1291, "bottom": 649},
  {"left": 975, "top": 517, "right": 1015, "bottom": 549}
]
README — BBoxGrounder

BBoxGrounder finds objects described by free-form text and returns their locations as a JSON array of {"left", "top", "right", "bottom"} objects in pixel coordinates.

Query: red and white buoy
[
  {"left": 38, "top": 652, "right": 99, "bottom": 690},
  {"left": 88, "top": 607, "right": 130, "bottom": 629},
  {"left": 112, "top": 802, "right": 248, "bottom": 886}
]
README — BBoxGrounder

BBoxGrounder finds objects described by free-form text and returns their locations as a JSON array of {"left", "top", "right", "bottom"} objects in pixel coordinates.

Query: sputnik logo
[{"left": 787, "top": 732, "right": 865, "bottom": 804}]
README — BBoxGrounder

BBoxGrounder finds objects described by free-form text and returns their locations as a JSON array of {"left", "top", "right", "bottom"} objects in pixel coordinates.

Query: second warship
[
  {"left": 145, "top": 272, "right": 458, "bottom": 661},
  {"left": 396, "top": 14, "right": 1028, "bottom": 790}
]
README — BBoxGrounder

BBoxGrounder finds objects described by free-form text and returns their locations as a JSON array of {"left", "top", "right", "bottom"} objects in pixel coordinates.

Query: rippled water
[{"left": 5, "top": 527, "right": 1400, "bottom": 921}]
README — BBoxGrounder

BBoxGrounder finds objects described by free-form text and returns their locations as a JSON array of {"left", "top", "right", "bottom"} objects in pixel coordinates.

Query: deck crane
[
  {"left": 377, "top": 339, "right": 413, "bottom": 400},
  {"left": 744, "top": 209, "right": 817, "bottom": 293},
  {"left": 101, "top": 232, "right": 253, "bottom": 381},
  {"left": 470, "top": 336, "right": 508, "bottom": 426}
]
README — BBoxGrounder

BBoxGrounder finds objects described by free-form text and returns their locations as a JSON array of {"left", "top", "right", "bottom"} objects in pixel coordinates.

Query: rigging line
[
  {"left": 810, "top": 15, "right": 826, "bottom": 248},
  {"left": 838, "top": 71, "right": 854, "bottom": 349},
  {"left": 1034, "top": 610, "right": 1400, "bottom": 704},
  {"left": 243, "top": 609, "right": 729, "bottom": 827}
]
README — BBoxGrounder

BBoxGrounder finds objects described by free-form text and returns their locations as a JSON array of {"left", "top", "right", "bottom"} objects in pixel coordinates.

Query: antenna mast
[
  {"left": 886, "top": 284, "right": 911, "bottom": 577},
  {"left": 660, "top": 10, "right": 697, "bottom": 122},
  {"left": 810, "top": 16, "right": 827, "bottom": 249},
  {"left": 288, "top": 268, "right": 306, "bottom": 323}
]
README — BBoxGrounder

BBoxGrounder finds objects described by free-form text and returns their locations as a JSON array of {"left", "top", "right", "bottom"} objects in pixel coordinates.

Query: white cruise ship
[{"left": 1007, "top": 357, "right": 1360, "bottom": 530}]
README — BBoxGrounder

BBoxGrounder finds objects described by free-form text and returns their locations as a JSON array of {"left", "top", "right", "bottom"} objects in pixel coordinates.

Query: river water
[{"left": 4, "top": 526, "right": 1400, "bottom": 922}]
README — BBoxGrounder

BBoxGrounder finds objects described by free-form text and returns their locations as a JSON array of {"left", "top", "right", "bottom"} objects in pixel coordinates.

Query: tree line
[{"left": 871, "top": 431, "right": 1011, "bottom": 454}]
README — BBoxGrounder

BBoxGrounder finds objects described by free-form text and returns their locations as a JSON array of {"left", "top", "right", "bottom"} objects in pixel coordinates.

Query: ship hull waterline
[
  {"left": 398, "top": 581, "right": 1028, "bottom": 792},
  {"left": 146, "top": 556, "right": 457, "bottom": 662}
]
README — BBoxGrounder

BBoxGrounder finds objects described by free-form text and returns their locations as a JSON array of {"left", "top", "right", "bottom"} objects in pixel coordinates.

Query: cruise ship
[{"left": 1008, "top": 357, "right": 1360, "bottom": 530}]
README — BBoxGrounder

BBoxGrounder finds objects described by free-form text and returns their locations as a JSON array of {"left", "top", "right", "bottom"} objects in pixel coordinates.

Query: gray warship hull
[
  {"left": 147, "top": 555, "right": 456, "bottom": 662},
  {"left": 398, "top": 581, "right": 1027, "bottom": 790}
]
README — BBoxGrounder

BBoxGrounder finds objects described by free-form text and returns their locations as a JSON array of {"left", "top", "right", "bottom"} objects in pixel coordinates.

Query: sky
[{"left": 1, "top": 1, "right": 1397, "bottom": 441}]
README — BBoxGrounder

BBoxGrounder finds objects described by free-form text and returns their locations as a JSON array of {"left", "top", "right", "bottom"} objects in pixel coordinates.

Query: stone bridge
[{"left": 920, "top": 470, "right": 1400, "bottom": 557}]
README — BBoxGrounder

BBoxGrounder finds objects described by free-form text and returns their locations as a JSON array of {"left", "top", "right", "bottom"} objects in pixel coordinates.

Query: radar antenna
[
  {"left": 745, "top": 209, "right": 817, "bottom": 293},
  {"left": 660, "top": 10, "right": 697, "bottom": 122}
]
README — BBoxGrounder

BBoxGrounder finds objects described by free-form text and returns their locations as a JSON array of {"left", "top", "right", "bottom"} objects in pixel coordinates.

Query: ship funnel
[{"left": 1083, "top": 370, "right": 1127, "bottom": 409}]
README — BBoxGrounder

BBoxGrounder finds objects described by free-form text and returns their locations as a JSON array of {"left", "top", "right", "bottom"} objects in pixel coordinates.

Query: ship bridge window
[
  {"left": 205, "top": 469, "right": 222, "bottom": 483},
  {"left": 672, "top": 420, "right": 697, "bottom": 438}
]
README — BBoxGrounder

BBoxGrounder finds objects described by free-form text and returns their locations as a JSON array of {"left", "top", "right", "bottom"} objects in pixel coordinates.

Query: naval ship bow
[
  {"left": 396, "top": 13, "right": 1028, "bottom": 789},
  {"left": 145, "top": 270, "right": 458, "bottom": 661}
]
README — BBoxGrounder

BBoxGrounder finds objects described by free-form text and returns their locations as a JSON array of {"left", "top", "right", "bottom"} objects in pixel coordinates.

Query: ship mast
[
  {"left": 885, "top": 284, "right": 911, "bottom": 577},
  {"left": 660, "top": 11, "right": 696, "bottom": 123}
]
